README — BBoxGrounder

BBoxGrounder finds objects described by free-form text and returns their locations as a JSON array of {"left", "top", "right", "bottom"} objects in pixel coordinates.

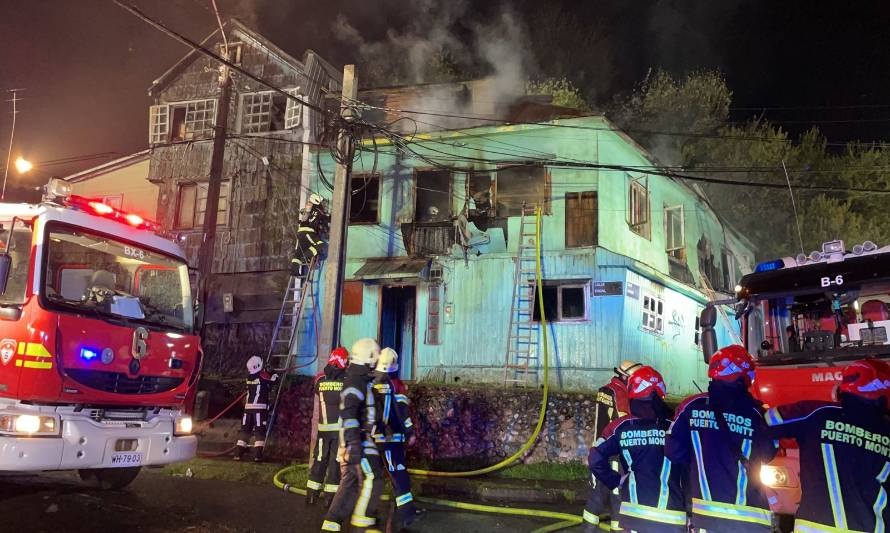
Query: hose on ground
[{"left": 408, "top": 206, "right": 551, "bottom": 478}]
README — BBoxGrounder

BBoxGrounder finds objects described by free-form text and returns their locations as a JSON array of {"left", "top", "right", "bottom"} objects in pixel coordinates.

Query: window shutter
[
  {"left": 149, "top": 104, "right": 169, "bottom": 144},
  {"left": 284, "top": 88, "right": 302, "bottom": 129}
]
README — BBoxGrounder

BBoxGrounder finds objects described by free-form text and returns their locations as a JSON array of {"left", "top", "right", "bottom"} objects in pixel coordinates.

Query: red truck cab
[
  {"left": 0, "top": 180, "right": 200, "bottom": 488},
  {"left": 701, "top": 239, "right": 890, "bottom": 516}
]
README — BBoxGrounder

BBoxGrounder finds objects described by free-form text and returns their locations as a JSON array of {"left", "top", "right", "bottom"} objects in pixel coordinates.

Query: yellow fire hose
[{"left": 271, "top": 208, "right": 584, "bottom": 531}]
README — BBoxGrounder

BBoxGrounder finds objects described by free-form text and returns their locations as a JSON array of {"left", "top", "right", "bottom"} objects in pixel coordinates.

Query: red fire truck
[
  {"left": 700, "top": 239, "right": 890, "bottom": 516},
  {"left": 0, "top": 179, "right": 199, "bottom": 489}
]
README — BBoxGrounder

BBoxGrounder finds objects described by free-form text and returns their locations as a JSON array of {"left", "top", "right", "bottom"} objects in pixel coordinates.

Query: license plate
[{"left": 109, "top": 452, "right": 142, "bottom": 467}]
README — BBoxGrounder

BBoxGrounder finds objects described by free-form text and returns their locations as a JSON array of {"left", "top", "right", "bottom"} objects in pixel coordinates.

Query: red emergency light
[{"left": 64, "top": 195, "right": 160, "bottom": 232}]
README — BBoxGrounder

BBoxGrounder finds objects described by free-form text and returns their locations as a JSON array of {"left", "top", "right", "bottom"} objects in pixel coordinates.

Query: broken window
[
  {"left": 239, "top": 92, "right": 288, "bottom": 133},
  {"left": 175, "top": 181, "right": 230, "bottom": 229},
  {"left": 149, "top": 99, "right": 216, "bottom": 144},
  {"left": 415, "top": 170, "right": 451, "bottom": 223},
  {"left": 349, "top": 175, "right": 380, "bottom": 224},
  {"left": 284, "top": 88, "right": 303, "bottom": 129},
  {"left": 664, "top": 205, "right": 685, "bottom": 261},
  {"left": 628, "top": 178, "right": 650, "bottom": 239},
  {"left": 565, "top": 191, "right": 597, "bottom": 248},
  {"left": 721, "top": 249, "right": 738, "bottom": 293},
  {"left": 496, "top": 164, "right": 548, "bottom": 217},
  {"left": 642, "top": 293, "right": 664, "bottom": 335},
  {"left": 533, "top": 280, "right": 589, "bottom": 322}
]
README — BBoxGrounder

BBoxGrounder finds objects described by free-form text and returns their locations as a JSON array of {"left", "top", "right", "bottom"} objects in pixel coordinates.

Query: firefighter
[
  {"left": 589, "top": 366, "right": 687, "bottom": 533},
  {"left": 291, "top": 193, "right": 329, "bottom": 276},
  {"left": 234, "top": 355, "right": 278, "bottom": 462},
  {"left": 665, "top": 344, "right": 777, "bottom": 532},
  {"left": 372, "top": 348, "right": 422, "bottom": 531},
  {"left": 583, "top": 359, "right": 642, "bottom": 531},
  {"left": 765, "top": 359, "right": 890, "bottom": 532},
  {"left": 322, "top": 338, "right": 384, "bottom": 533},
  {"left": 306, "top": 347, "right": 349, "bottom": 507}
]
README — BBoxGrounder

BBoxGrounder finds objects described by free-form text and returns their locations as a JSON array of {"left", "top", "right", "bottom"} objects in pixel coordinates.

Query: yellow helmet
[
  {"left": 376, "top": 347, "right": 399, "bottom": 373},
  {"left": 615, "top": 359, "right": 643, "bottom": 379},
  {"left": 350, "top": 338, "right": 381, "bottom": 366}
]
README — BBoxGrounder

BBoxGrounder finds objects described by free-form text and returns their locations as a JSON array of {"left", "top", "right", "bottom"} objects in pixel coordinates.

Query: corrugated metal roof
[{"left": 352, "top": 257, "right": 429, "bottom": 280}]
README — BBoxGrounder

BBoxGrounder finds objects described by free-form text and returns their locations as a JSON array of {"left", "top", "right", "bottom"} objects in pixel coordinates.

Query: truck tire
[{"left": 77, "top": 467, "right": 141, "bottom": 490}]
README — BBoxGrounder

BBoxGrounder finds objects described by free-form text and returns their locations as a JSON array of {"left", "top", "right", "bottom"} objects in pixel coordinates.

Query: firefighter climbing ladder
[
  {"left": 263, "top": 257, "right": 320, "bottom": 441},
  {"left": 504, "top": 205, "right": 541, "bottom": 386}
]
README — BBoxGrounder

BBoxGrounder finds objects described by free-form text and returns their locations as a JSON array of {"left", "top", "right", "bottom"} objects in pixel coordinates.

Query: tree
[{"left": 525, "top": 77, "right": 590, "bottom": 110}]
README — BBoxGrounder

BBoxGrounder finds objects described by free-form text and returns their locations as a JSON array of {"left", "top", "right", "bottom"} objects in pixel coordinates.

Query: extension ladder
[{"left": 504, "top": 205, "right": 541, "bottom": 386}]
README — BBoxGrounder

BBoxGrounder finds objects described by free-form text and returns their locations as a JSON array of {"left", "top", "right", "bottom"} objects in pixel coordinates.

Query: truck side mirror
[
  {"left": 700, "top": 305, "right": 718, "bottom": 364},
  {"left": 0, "top": 253, "right": 12, "bottom": 296}
]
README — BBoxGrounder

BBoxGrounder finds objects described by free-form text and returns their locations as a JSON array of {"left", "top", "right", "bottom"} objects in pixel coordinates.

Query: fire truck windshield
[
  {"left": 745, "top": 281, "right": 890, "bottom": 361},
  {"left": 42, "top": 225, "right": 193, "bottom": 332}
]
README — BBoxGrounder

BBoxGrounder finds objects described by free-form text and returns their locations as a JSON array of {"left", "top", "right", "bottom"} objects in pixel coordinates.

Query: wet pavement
[{"left": 0, "top": 469, "right": 583, "bottom": 532}]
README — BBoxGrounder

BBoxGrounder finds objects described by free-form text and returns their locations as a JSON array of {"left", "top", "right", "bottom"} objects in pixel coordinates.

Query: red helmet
[
  {"left": 627, "top": 366, "right": 667, "bottom": 399},
  {"left": 837, "top": 359, "right": 890, "bottom": 401},
  {"left": 328, "top": 347, "right": 348, "bottom": 369},
  {"left": 708, "top": 344, "right": 755, "bottom": 385}
]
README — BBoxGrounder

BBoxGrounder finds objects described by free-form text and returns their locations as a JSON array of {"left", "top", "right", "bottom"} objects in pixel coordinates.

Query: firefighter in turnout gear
[
  {"left": 372, "top": 348, "right": 422, "bottom": 532},
  {"left": 291, "top": 193, "right": 329, "bottom": 276},
  {"left": 765, "top": 359, "right": 890, "bottom": 532},
  {"left": 234, "top": 356, "right": 278, "bottom": 462},
  {"left": 322, "top": 338, "right": 384, "bottom": 533},
  {"left": 584, "top": 359, "right": 642, "bottom": 531},
  {"left": 665, "top": 345, "right": 778, "bottom": 532},
  {"left": 589, "top": 366, "right": 687, "bottom": 533},
  {"left": 306, "top": 347, "right": 349, "bottom": 507}
]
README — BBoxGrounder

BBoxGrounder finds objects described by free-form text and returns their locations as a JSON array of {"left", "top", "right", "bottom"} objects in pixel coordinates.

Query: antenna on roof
[{"left": 782, "top": 159, "right": 806, "bottom": 257}]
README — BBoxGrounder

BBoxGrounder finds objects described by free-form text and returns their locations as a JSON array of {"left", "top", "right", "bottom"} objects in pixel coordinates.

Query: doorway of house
[{"left": 379, "top": 285, "right": 416, "bottom": 380}]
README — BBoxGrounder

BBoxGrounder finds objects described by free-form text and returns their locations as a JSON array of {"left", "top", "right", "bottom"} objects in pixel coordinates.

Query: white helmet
[
  {"left": 350, "top": 337, "right": 381, "bottom": 366},
  {"left": 308, "top": 193, "right": 323, "bottom": 206},
  {"left": 246, "top": 355, "right": 263, "bottom": 374},
  {"left": 376, "top": 347, "right": 399, "bottom": 373}
]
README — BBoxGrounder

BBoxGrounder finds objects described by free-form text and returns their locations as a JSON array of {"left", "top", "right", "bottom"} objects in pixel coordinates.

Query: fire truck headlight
[
  {"left": 0, "top": 413, "right": 60, "bottom": 436},
  {"left": 760, "top": 464, "right": 791, "bottom": 488},
  {"left": 174, "top": 416, "right": 193, "bottom": 436}
]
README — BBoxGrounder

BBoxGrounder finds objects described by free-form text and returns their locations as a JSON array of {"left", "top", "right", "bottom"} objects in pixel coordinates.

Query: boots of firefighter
[
  {"left": 233, "top": 441, "right": 248, "bottom": 461},
  {"left": 253, "top": 442, "right": 265, "bottom": 463},
  {"left": 306, "top": 489, "right": 320, "bottom": 506}
]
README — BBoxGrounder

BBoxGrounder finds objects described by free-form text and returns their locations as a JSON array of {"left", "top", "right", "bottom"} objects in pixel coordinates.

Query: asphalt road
[{"left": 0, "top": 469, "right": 582, "bottom": 532}]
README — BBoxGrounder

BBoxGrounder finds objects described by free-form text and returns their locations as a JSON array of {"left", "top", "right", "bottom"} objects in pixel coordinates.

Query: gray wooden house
[{"left": 145, "top": 20, "right": 341, "bottom": 374}]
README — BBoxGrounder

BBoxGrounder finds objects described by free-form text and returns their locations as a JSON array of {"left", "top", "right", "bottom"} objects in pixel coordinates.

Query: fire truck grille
[{"left": 66, "top": 369, "right": 183, "bottom": 395}]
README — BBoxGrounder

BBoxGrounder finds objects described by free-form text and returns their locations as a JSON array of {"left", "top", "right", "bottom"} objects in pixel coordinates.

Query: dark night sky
[{"left": 1, "top": 0, "right": 890, "bottom": 201}]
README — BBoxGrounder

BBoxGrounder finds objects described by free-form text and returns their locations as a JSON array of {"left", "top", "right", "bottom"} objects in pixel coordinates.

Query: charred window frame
[
  {"left": 239, "top": 91, "right": 288, "bottom": 133},
  {"left": 414, "top": 169, "right": 452, "bottom": 223},
  {"left": 628, "top": 176, "right": 651, "bottom": 239},
  {"left": 496, "top": 164, "right": 550, "bottom": 217},
  {"left": 468, "top": 171, "right": 495, "bottom": 212},
  {"left": 175, "top": 181, "right": 230, "bottom": 230},
  {"left": 565, "top": 191, "right": 597, "bottom": 248},
  {"left": 349, "top": 174, "right": 380, "bottom": 225},
  {"left": 149, "top": 99, "right": 217, "bottom": 144},
  {"left": 532, "top": 280, "right": 589, "bottom": 322},
  {"left": 721, "top": 249, "right": 738, "bottom": 292},
  {"left": 664, "top": 205, "right": 685, "bottom": 262}
]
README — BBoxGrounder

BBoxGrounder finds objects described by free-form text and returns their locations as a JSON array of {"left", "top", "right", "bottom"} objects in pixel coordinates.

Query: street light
[{"left": 14, "top": 157, "right": 32, "bottom": 174}]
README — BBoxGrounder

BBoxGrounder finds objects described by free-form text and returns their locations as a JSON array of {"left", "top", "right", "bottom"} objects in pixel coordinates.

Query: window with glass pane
[
  {"left": 175, "top": 181, "right": 230, "bottom": 229},
  {"left": 628, "top": 179, "right": 650, "bottom": 238},
  {"left": 149, "top": 104, "right": 169, "bottom": 144},
  {"left": 533, "top": 281, "right": 589, "bottom": 322},
  {"left": 664, "top": 205, "right": 685, "bottom": 261},
  {"left": 241, "top": 92, "right": 287, "bottom": 133},
  {"left": 642, "top": 293, "right": 664, "bottom": 334}
]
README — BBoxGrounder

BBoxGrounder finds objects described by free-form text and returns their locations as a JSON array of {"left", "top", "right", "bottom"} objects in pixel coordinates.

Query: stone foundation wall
[{"left": 267, "top": 380, "right": 597, "bottom": 465}]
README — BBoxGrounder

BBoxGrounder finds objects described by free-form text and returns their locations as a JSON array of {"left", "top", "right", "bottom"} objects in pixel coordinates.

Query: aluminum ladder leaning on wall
[
  {"left": 504, "top": 204, "right": 541, "bottom": 386},
  {"left": 263, "top": 256, "right": 319, "bottom": 442}
]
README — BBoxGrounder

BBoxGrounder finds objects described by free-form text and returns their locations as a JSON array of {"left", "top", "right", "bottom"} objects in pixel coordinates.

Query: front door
[{"left": 379, "top": 286, "right": 416, "bottom": 380}]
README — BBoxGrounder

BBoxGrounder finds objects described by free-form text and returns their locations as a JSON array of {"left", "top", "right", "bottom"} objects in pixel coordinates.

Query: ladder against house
[
  {"left": 504, "top": 205, "right": 541, "bottom": 386},
  {"left": 265, "top": 257, "right": 319, "bottom": 373}
]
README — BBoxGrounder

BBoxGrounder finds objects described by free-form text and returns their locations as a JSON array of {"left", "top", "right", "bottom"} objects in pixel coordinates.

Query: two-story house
[
  {"left": 145, "top": 19, "right": 341, "bottom": 374},
  {"left": 306, "top": 81, "right": 755, "bottom": 394}
]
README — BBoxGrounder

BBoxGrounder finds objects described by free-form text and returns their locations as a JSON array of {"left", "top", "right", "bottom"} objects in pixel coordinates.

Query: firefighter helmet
[
  {"left": 708, "top": 344, "right": 755, "bottom": 385},
  {"left": 615, "top": 360, "right": 643, "bottom": 380},
  {"left": 246, "top": 355, "right": 263, "bottom": 374},
  {"left": 836, "top": 359, "right": 890, "bottom": 401},
  {"left": 376, "top": 347, "right": 399, "bottom": 373},
  {"left": 308, "top": 193, "right": 323, "bottom": 206},
  {"left": 627, "top": 366, "right": 667, "bottom": 399},
  {"left": 350, "top": 338, "right": 381, "bottom": 366},
  {"left": 328, "top": 347, "right": 348, "bottom": 369}
]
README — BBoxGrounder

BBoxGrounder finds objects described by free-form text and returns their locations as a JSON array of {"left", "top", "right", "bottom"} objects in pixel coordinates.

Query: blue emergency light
[
  {"left": 755, "top": 259, "right": 785, "bottom": 273},
  {"left": 80, "top": 347, "right": 99, "bottom": 361}
]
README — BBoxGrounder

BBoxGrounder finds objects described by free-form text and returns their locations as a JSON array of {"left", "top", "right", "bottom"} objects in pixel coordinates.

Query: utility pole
[
  {"left": 196, "top": 55, "right": 232, "bottom": 316},
  {"left": 2, "top": 88, "right": 24, "bottom": 200},
  {"left": 318, "top": 64, "right": 357, "bottom": 368}
]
